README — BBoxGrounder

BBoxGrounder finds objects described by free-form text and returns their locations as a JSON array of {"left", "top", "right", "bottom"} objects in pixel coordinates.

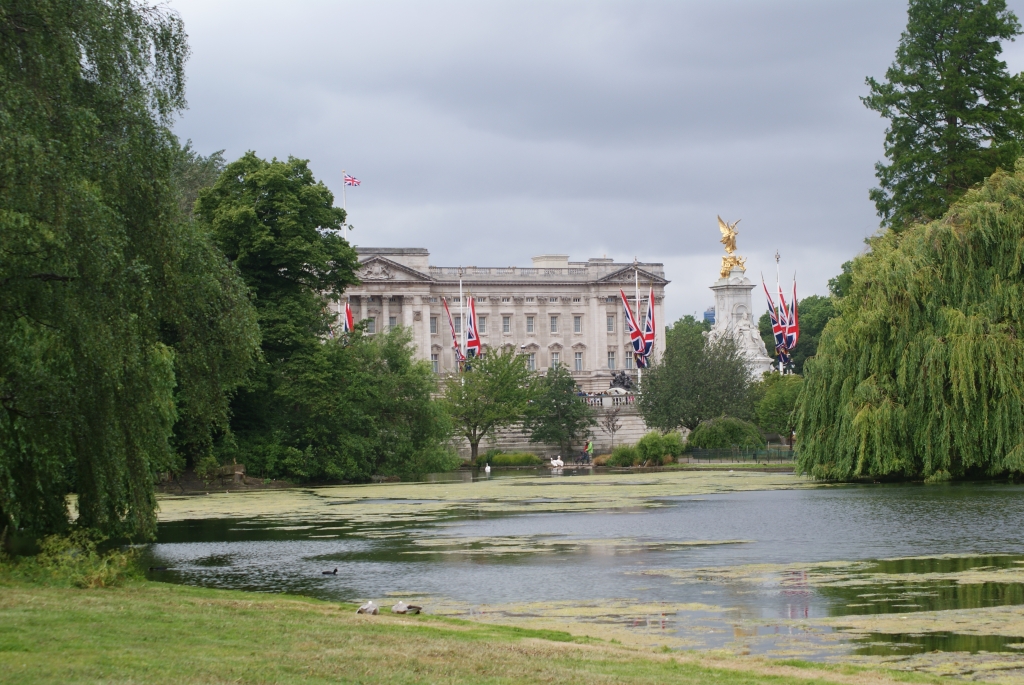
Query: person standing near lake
[{"left": 586, "top": 439, "right": 594, "bottom": 464}]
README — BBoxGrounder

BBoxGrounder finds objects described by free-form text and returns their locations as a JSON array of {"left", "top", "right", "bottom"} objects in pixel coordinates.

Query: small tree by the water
[
  {"left": 688, "top": 418, "right": 765, "bottom": 450},
  {"left": 441, "top": 349, "right": 536, "bottom": 461},
  {"left": 524, "top": 364, "right": 596, "bottom": 455}
]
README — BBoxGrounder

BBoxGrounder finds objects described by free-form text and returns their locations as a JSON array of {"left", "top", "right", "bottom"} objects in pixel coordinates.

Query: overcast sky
[{"left": 168, "top": 0, "right": 1024, "bottom": 322}]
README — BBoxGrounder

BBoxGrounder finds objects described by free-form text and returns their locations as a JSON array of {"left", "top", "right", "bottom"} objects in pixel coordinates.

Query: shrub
[
  {"left": 688, "top": 417, "right": 766, "bottom": 450},
  {"left": 635, "top": 432, "right": 666, "bottom": 464},
  {"left": 3, "top": 530, "right": 140, "bottom": 588},
  {"left": 481, "top": 450, "right": 544, "bottom": 466},
  {"left": 608, "top": 444, "right": 639, "bottom": 467},
  {"left": 592, "top": 454, "right": 612, "bottom": 466},
  {"left": 662, "top": 432, "right": 685, "bottom": 457}
]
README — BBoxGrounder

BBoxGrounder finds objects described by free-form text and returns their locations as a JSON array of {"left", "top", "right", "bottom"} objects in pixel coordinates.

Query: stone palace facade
[{"left": 334, "top": 248, "right": 668, "bottom": 393}]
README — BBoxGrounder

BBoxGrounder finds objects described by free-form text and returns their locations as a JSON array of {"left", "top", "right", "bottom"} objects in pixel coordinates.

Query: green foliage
[
  {"left": 607, "top": 444, "right": 639, "bottom": 467},
  {"left": 797, "top": 163, "right": 1024, "bottom": 480},
  {"left": 253, "top": 327, "right": 456, "bottom": 482},
  {"left": 662, "top": 432, "right": 685, "bottom": 458},
  {"left": 638, "top": 316, "right": 752, "bottom": 430},
  {"left": 0, "top": 0, "right": 258, "bottom": 539},
  {"left": 441, "top": 349, "right": 537, "bottom": 460},
  {"left": 3, "top": 530, "right": 139, "bottom": 588},
  {"left": 635, "top": 432, "right": 666, "bottom": 463},
  {"left": 753, "top": 374, "right": 804, "bottom": 436},
  {"left": 475, "top": 453, "right": 543, "bottom": 467},
  {"left": 828, "top": 261, "right": 854, "bottom": 298},
  {"left": 172, "top": 141, "right": 226, "bottom": 220},
  {"left": 524, "top": 364, "right": 595, "bottom": 454},
  {"left": 863, "top": 0, "right": 1024, "bottom": 231},
  {"left": 688, "top": 418, "right": 766, "bottom": 450},
  {"left": 758, "top": 295, "right": 836, "bottom": 374}
]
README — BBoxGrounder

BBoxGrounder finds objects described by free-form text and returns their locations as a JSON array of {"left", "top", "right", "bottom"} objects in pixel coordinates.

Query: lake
[{"left": 144, "top": 471, "right": 1024, "bottom": 663}]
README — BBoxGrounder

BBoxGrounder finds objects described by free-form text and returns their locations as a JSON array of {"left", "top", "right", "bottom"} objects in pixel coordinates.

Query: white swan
[
  {"left": 550, "top": 456, "right": 564, "bottom": 468},
  {"left": 484, "top": 463, "right": 491, "bottom": 474}
]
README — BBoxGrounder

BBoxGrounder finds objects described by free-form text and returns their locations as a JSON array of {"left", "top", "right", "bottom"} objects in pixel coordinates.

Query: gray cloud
[{"left": 169, "top": 0, "right": 1024, "bottom": 321}]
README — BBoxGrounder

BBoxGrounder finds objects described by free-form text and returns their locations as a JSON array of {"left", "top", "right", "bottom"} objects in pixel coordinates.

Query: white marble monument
[{"left": 706, "top": 217, "right": 774, "bottom": 378}]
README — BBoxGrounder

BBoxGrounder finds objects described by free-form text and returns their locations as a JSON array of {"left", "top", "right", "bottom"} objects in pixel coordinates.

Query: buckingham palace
[{"left": 334, "top": 248, "right": 668, "bottom": 393}]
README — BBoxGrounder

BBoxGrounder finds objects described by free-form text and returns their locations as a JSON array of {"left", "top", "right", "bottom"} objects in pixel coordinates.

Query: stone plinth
[{"left": 708, "top": 267, "right": 773, "bottom": 378}]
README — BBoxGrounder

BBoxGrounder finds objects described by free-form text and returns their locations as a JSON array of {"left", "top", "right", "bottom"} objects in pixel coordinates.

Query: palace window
[
  {"left": 549, "top": 296, "right": 558, "bottom": 303},
  {"left": 625, "top": 353, "right": 634, "bottom": 369},
  {"left": 607, "top": 315, "right": 614, "bottom": 332},
  {"left": 502, "top": 316, "right": 511, "bottom": 333},
  {"left": 430, "top": 316, "right": 438, "bottom": 334},
  {"left": 550, "top": 316, "right": 558, "bottom": 333},
  {"left": 550, "top": 352, "right": 560, "bottom": 368},
  {"left": 526, "top": 297, "right": 534, "bottom": 303},
  {"left": 574, "top": 352, "right": 583, "bottom": 371},
  {"left": 527, "top": 353, "right": 536, "bottom": 371},
  {"left": 430, "top": 297, "right": 438, "bottom": 303},
  {"left": 526, "top": 316, "right": 535, "bottom": 333},
  {"left": 431, "top": 354, "right": 439, "bottom": 374},
  {"left": 478, "top": 316, "right": 486, "bottom": 333},
  {"left": 454, "top": 316, "right": 461, "bottom": 334},
  {"left": 607, "top": 351, "right": 615, "bottom": 370},
  {"left": 572, "top": 297, "right": 581, "bottom": 303},
  {"left": 502, "top": 297, "right": 511, "bottom": 303},
  {"left": 573, "top": 316, "right": 582, "bottom": 333},
  {"left": 389, "top": 316, "right": 397, "bottom": 330},
  {"left": 452, "top": 297, "right": 461, "bottom": 303},
  {"left": 366, "top": 318, "right": 376, "bottom": 334}
]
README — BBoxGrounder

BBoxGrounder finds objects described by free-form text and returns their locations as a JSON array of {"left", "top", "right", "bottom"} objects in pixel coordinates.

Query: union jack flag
[
  {"left": 640, "top": 286, "right": 656, "bottom": 360},
  {"left": 465, "top": 296, "right": 482, "bottom": 358},
  {"left": 785, "top": 281, "right": 799, "bottom": 350},
  {"left": 344, "top": 174, "right": 361, "bottom": 186},
  {"left": 340, "top": 301, "right": 354, "bottom": 333},
  {"left": 620, "top": 289, "right": 645, "bottom": 362},
  {"left": 763, "top": 281, "right": 787, "bottom": 356},
  {"left": 442, "top": 298, "right": 465, "bottom": 363}
]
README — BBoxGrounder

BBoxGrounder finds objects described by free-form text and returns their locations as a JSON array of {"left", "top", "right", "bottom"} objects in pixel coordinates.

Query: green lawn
[{"left": 0, "top": 579, "right": 941, "bottom": 684}]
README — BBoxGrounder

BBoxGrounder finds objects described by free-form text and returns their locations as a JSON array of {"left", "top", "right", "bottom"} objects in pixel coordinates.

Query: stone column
[
  {"left": 382, "top": 296, "right": 391, "bottom": 333},
  {"left": 359, "top": 296, "right": 368, "bottom": 325}
]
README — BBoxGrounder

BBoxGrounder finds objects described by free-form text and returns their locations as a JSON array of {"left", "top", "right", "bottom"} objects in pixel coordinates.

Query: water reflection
[{"left": 145, "top": 481, "right": 1024, "bottom": 657}]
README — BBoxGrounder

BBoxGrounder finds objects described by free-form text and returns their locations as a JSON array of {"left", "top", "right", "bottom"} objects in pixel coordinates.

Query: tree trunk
[{"left": 469, "top": 438, "right": 479, "bottom": 461}]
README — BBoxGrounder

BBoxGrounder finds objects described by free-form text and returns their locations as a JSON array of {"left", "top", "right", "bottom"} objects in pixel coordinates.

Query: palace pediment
[
  {"left": 595, "top": 266, "right": 668, "bottom": 285},
  {"left": 357, "top": 256, "right": 433, "bottom": 283}
]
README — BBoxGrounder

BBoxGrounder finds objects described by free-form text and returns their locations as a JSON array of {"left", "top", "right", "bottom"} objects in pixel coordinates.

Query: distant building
[
  {"left": 703, "top": 306, "right": 715, "bottom": 325},
  {"left": 335, "top": 248, "right": 669, "bottom": 392},
  {"left": 707, "top": 266, "right": 773, "bottom": 377}
]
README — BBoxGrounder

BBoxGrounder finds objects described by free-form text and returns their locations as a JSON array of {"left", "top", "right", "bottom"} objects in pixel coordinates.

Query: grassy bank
[{"left": 0, "top": 578, "right": 940, "bottom": 684}]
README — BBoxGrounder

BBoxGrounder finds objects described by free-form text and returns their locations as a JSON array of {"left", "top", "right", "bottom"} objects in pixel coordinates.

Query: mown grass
[{"left": 0, "top": 577, "right": 943, "bottom": 685}]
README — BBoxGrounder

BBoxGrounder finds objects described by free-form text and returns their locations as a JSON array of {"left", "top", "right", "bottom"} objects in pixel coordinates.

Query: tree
[
  {"left": 0, "top": 0, "right": 258, "bottom": 540},
  {"left": 797, "top": 162, "right": 1024, "bottom": 481},
  {"left": 753, "top": 374, "right": 804, "bottom": 438},
  {"left": 864, "top": 0, "right": 1024, "bottom": 231},
  {"left": 196, "top": 153, "right": 361, "bottom": 467},
  {"left": 758, "top": 295, "right": 836, "bottom": 374},
  {"left": 267, "top": 327, "right": 457, "bottom": 482},
  {"left": 688, "top": 418, "right": 765, "bottom": 450},
  {"left": 599, "top": 408, "right": 623, "bottom": 450},
  {"left": 638, "top": 316, "right": 752, "bottom": 431},
  {"left": 524, "top": 364, "right": 596, "bottom": 455},
  {"left": 441, "top": 349, "right": 536, "bottom": 461}
]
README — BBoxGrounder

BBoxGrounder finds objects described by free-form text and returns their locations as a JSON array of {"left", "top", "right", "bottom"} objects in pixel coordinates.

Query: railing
[
  {"left": 427, "top": 266, "right": 592, "bottom": 278},
  {"left": 580, "top": 394, "right": 636, "bottom": 407},
  {"left": 685, "top": 447, "right": 796, "bottom": 463}
]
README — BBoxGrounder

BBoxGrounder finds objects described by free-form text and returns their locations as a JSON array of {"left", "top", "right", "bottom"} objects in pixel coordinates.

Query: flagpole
[
  {"left": 342, "top": 169, "right": 348, "bottom": 242},
  {"left": 775, "top": 250, "right": 782, "bottom": 375},
  {"left": 634, "top": 258, "right": 641, "bottom": 387},
  {"left": 459, "top": 268, "right": 465, "bottom": 372}
]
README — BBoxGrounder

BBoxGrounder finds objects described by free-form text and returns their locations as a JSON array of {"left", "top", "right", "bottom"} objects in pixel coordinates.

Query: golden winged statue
[
  {"left": 717, "top": 215, "right": 746, "bottom": 277},
  {"left": 717, "top": 215, "right": 739, "bottom": 254}
]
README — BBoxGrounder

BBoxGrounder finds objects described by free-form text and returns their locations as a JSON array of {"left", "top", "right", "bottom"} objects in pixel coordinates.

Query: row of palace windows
[
  {"left": 429, "top": 349, "right": 635, "bottom": 374},
  {"left": 427, "top": 314, "right": 619, "bottom": 336}
]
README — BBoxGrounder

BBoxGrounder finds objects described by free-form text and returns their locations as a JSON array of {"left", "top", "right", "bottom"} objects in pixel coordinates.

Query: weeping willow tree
[{"left": 797, "top": 162, "right": 1024, "bottom": 481}]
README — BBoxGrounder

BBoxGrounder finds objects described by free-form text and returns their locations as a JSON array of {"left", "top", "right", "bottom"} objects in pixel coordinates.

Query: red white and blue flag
[
  {"left": 785, "top": 281, "right": 799, "bottom": 350},
  {"left": 465, "top": 296, "right": 482, "bottom": 358},
  {"left": 620, "top": 290, "right": 645, "bottom": 366},
  {"left": 763, "top": 279, "right": 797, "bottom": 367},
  {"left": 340, "top": 301, "right": 354, "bottom": 333},
  {"left": 344, "top": 174, "right": 361, "bottom": 186},
  {"left": 640, "top": 286, "right": 656, "bottom": 362},
  {"left": 443, "top": 298, "right": 465, "bottom": 363}
]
